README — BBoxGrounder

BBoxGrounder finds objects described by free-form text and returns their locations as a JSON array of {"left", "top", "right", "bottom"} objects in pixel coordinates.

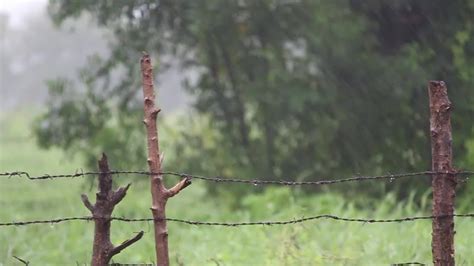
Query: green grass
[{"left": 1, "top": 112, "right": 473, "bottom": 265}]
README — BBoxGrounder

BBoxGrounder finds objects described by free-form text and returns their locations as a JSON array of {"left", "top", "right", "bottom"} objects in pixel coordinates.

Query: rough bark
[
  {"left": 428, "top": 81, "right": 456, "bottom": 266},
  {"left": 140, "top": 53, "right": 191, "bottom": 266},
  {"left": 81, "top": 153, "right": 143, "bottom": 266}
]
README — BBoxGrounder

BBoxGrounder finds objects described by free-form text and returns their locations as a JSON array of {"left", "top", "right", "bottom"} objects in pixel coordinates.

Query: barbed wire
[
  {"left": 1, "top": 213, "right": 473, "bottom": 227},
  {"left": 391, "top": 263, "right": 425, "bottom": 266},
  {"left": 1, "top": 170, "right": 473, "bottom": 186}
]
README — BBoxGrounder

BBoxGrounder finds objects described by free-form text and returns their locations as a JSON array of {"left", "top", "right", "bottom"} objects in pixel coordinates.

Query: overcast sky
[{"left": 0, "top": 0, "right": 47, "bottom": 28}]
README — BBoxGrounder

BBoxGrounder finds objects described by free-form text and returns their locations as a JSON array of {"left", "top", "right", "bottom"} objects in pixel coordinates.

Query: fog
[{"left": 0, "top": 1, "right": 189, "bottom": 112}]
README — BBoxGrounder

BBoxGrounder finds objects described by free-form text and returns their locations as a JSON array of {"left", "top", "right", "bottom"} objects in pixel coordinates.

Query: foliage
[
  {"left": 35, "top": 0, "right": 474, "bottom": 197},
  {"left": 458, "top": 127, "right": 474, "bottom": 210}
]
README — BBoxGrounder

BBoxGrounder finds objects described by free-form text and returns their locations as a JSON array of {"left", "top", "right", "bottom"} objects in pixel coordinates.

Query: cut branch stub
[{"left": 81, "top": 153, "right": 143, "bottom": 266}]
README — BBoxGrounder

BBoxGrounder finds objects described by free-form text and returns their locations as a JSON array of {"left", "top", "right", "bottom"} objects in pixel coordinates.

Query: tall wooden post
[
  {"left": 140, "top": 53, "right": 192, "bottom": 266},
  {"left": 428, "top": 81, "right": 456, "bottom": 266}
]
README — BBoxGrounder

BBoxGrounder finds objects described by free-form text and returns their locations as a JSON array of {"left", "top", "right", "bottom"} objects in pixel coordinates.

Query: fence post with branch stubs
[
  {"left": 428, "top": 81, "right": 456, "bottom": 266},
  {"left": 140, "top": 53, "right": 192, "bottom": 266},
  {"left": 81, "top": 153, "right": 144, "bottom": 266}
]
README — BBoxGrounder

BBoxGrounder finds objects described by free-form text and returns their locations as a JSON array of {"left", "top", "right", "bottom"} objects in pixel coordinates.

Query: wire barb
[{"left": 1, "top": 213, "right": 472, "bottom": 227}]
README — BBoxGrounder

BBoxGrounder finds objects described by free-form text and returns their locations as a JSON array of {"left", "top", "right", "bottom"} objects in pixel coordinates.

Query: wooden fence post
[
  {"left": 140, "top": 53, "right": 192, "bottom": 266},
  {"left": 81, "top": 153, "right": 144, "bottom": 266},
  {"left": 428, "top": 81, "right": 456, "bottom": 266}
]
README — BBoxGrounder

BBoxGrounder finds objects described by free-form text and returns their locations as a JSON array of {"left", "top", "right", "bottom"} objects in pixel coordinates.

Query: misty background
[
  {"left": 1, "top": 1, "right": 473, "bottom": 264},
  {"left": 0, "top": 0, "right": 189, "bottom": 112}
]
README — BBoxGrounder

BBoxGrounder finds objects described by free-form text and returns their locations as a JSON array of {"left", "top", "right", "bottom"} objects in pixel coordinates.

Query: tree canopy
[{"left": 36, "top": 0, "right": 474, "bottom": 197}]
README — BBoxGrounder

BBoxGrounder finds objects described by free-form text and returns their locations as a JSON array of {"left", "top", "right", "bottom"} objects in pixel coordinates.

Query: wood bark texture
[
  {"left": 428, "top": 81, "right": 456, "bottom": 266},
  {"left": 81, "top": 153, "right": 143, "bottom": 266},
  {"left": 140, "top": 53, "right": 191, "bottom": 266}
]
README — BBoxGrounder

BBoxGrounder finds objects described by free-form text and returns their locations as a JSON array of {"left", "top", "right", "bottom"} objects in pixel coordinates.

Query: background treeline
[{"left": 35, "top": 0, "right": 474, "bottom": 199}]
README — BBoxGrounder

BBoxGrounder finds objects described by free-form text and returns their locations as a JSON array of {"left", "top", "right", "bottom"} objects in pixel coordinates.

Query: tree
[{"left": 36, "top": 0, "right": 474, "bottom": 197}]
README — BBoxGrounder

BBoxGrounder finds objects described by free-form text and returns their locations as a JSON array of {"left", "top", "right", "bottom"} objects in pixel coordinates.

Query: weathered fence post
[
  {"left": 140, "top": 53, "right": 192, "bottom": 266},
  {"left": 81, "top": 153, "right": 144, "bottom": 266},
  {"left": 428, "top": 81, "right": 456, "bottom": 266}
]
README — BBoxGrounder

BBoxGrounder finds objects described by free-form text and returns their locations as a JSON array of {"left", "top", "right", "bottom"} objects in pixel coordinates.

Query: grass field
[{"left": 1, "top": 112, "right": 473, "bottom": 265}]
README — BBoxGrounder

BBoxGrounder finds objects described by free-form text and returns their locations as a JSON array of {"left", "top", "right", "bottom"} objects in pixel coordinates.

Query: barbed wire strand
[
  {"left": 1, "top": 213, "right": 472, "bottom": 227},
  {"left": 391, "top": 263, "right": 425, "bottom": 266},
  {"left": 0, "top": 170, "right": 473, "bottom": 185}
]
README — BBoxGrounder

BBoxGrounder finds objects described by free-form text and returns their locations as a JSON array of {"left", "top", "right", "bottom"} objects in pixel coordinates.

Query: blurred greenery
[
  {"left": 2, "top": 112, "right": 474, "bottom": 265},
  {"left": 2, "top": 1, "right": 474, "bottom": 264},
  {"left": 34, "top": 0, "right": 474, "bottom": 199}
]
